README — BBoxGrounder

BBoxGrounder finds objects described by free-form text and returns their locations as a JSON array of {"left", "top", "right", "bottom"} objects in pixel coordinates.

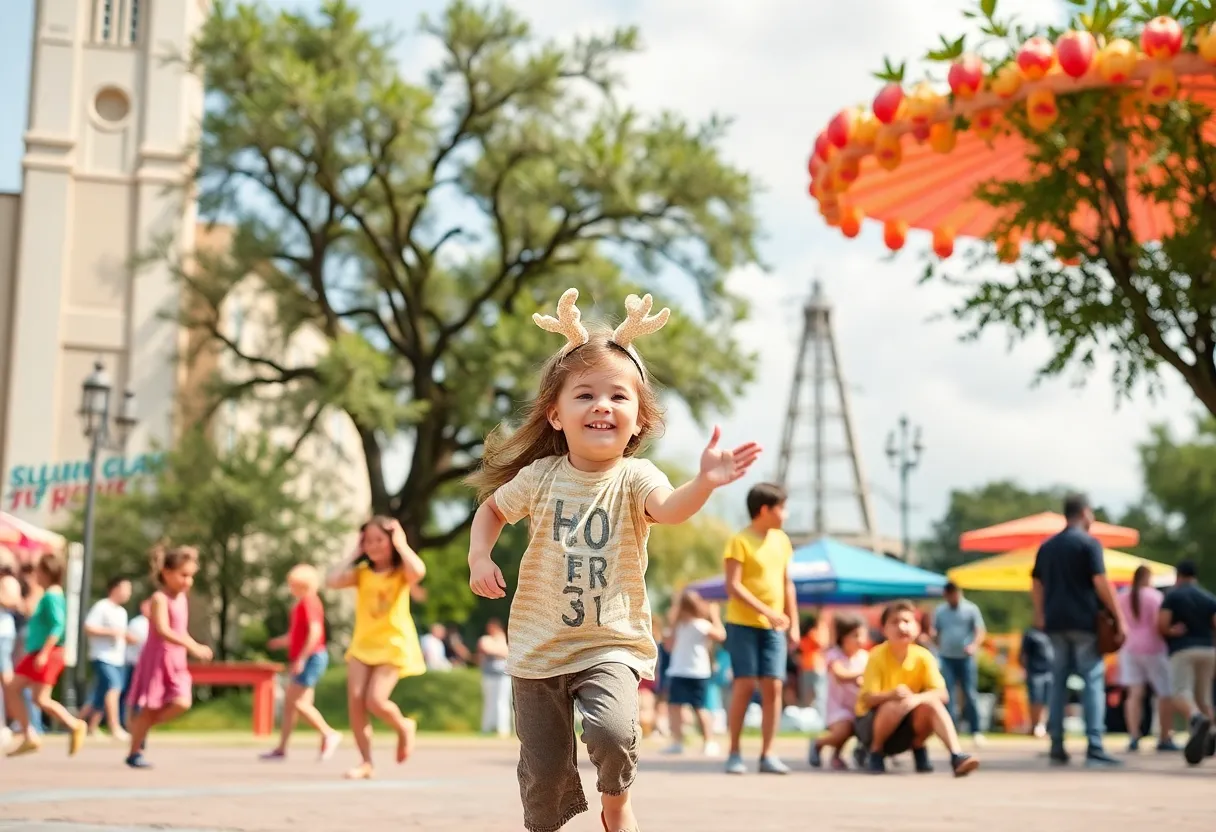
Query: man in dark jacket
[{"left": 1031, "top": 493, "right": 1124, "bottom": 767}]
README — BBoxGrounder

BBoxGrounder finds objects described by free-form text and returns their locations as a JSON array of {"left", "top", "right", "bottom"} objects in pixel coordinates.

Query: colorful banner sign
[{"left": 3, "top": 452, "right": 164, "bottom": 513}]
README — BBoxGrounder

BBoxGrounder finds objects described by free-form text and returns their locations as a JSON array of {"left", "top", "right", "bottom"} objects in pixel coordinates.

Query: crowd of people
[
  {"left": 1017, "top": 496, "right": 1216, "bottom": 766},
  {"left": 3, "top": 289, "right": 1216, "bottom": 832},
  {"left": 637, "top": 484, "right": 981, "bottom": 779}
]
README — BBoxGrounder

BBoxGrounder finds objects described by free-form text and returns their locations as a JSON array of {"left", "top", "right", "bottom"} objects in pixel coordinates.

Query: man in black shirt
[
  {"left": 1159, "top": 560, "right": 1216, "bottom": 765},
  {"left": 1031, "top": 493, "right": 1125, "bottom": 767}
]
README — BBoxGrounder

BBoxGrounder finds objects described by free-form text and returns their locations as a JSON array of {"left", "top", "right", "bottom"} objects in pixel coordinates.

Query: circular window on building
[{"left": 93, "top": 87, "right": 132, "bottom": 124}]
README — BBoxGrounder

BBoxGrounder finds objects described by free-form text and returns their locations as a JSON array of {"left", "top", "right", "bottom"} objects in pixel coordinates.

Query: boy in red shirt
[{"left": 261, "top": 564, "right": 341, "bottom": 761}]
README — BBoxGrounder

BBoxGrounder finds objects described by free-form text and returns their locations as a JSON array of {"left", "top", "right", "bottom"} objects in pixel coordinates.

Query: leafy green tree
[
  {"left": 58, "top": 430, "right": 345, "bottom": 659},
  {"left": 1133, "top": 416, "right": 1216, "bottom": 576},
  {"left": 174, "top": 0, "right": 762, "bottom": 549},
  {"left": 891, "top": 1, "right": 1216, "bottom": 415}
]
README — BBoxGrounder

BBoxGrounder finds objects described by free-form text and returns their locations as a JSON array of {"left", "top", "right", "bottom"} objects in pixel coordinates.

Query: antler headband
[{"left": 533, "top": 288, "right": 670, "bottom": 367}]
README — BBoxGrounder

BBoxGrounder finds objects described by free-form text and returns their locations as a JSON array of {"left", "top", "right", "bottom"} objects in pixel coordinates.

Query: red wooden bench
[{"left": 188, "top": 661, "right": 284, "bottom": 736}]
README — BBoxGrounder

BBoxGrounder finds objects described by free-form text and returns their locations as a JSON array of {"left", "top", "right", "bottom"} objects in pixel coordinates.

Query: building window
[
  {"left": 94, "top": 1, "right": 139, "bottom": 46},
  {"left": 129, "top": 0, "right": 140, "bottom": 44},
  {"left": 98, "top": 0, "right": 114, "bottom": 41}
]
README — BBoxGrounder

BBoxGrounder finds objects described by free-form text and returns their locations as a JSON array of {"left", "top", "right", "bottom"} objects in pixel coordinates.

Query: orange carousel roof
[
  {"left": 958, "top": 511, "right": 1141, "bottom": 553},
  {"left": 808, "top": 27, "right": 1216, "bottom": 251}
]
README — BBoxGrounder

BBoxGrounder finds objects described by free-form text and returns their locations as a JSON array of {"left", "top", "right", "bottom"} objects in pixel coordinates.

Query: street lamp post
[
  {"left": 65, "top": 361, "right": 137, "bottom": 712},
  {"left": 885, "top": 415, "right": 924, "bottom": 563}
]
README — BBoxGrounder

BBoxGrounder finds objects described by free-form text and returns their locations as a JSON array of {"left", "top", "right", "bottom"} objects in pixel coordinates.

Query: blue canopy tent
[{"left": 686, "top": 537, "right": 947, "bottom": 606}]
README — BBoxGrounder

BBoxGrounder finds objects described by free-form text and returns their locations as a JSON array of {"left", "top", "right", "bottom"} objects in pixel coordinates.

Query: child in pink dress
[
  {"left": 124, "top": 545, "right": 212, "bottom": 768},
  {"left": 809, "top": 614, "right": 869, "bottom": 770}
]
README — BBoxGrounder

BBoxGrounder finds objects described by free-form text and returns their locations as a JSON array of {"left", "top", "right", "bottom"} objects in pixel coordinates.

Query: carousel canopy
[{"left": 808, "top": 13, "right": 1216, "bottom": 257}]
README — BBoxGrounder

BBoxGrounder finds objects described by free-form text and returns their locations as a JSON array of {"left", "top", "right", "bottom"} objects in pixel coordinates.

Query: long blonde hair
[{"left": 467, "top": 325, "right": 665, "bottom": 501}]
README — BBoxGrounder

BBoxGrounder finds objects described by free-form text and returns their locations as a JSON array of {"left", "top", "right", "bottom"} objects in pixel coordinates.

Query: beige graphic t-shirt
[{"left": 493, "top": 455, "right": 673, "bottom": 680}]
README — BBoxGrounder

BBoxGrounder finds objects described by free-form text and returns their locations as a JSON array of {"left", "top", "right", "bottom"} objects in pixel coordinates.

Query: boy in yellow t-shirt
[
  {"left": 855, "top": 600, "right": 979, "bottom": 777},
  {"left": 722, "top": 483, "right": 798, "bottom": 776}
]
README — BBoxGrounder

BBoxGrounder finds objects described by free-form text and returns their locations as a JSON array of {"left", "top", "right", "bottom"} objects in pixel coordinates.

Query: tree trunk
[
  {"left": 356, "top": 421, "right": 389, "bottom": 515},
  {"left": 393, "top": 368, "right": 445, "bottom": 549},
  {"left": 1190, "top": 353, "right": 1216, "bottom": 418}
]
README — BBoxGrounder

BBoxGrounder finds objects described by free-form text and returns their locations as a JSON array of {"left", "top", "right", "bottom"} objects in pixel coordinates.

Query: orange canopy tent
[{"left": 958, "top": 511, "right": 1140, "bottom": 553}]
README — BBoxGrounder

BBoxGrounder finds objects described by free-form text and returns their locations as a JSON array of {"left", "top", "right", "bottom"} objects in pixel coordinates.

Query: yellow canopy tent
[{"left": 947, "top": 547, "right": 1175, "bottom": 593}]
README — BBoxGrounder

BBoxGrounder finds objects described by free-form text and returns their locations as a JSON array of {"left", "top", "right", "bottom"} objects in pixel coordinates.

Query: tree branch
[
  {"left": 417, "top": 511, "right": 475, "bottom": 551},
  {"left": 286, "top": 402, "right": 327, "bottom": 461},
  {"left": 1096, "top": 160, "right": 1195, "bottom": 384}
]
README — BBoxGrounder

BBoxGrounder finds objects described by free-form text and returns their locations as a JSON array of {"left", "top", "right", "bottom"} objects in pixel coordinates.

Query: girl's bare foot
[
  {"left": 343, "top": 762, "right": 374, "bottom": 780},
  {"left": 396, "top": 717, "right": 417, "bottom": 763}
]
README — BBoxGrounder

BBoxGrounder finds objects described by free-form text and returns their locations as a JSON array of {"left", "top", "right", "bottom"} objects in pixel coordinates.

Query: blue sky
[{"left": 1, "top": 1, "right": 1198, "bottom": 541}]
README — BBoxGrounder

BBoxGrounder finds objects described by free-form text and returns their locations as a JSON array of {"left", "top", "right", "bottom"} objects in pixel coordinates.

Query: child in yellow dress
[{"left": 327, "top": 516, "right": 427, "bottom": 780}]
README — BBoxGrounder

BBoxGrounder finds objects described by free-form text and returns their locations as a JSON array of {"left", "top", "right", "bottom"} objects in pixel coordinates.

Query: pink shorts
[{"left": 825, "top": 705, "right": 857, "bottom": 727}]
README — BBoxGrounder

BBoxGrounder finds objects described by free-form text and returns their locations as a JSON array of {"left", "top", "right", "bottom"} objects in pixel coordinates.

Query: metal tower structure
[{"left": 776, "top": 281, "right": 879, "bottom": 548}]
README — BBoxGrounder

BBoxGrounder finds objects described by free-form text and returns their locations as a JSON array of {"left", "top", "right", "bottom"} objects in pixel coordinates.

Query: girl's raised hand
[
  {"left": 699, "top": 425, "right": 762, "bottom": 487},
  {"left": 388, "top": 519, "right": 412, "bottom": 553}
]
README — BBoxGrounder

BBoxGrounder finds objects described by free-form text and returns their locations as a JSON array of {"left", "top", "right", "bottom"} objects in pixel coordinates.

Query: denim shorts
[
  {"left": 291, "top": 651, "right": 329, "bottom": 688},
  {"left": 667, "top": 676, "right": 710, "bottom": 709},
  {"left": 89, "top": 660, "right": 126, "bottom": 709},
  {"left": 724, "top": 623, "right": 787, "bottom": 680},
  {"left": 1026, "top": 671, "right": 1052, "bottom": 706}
]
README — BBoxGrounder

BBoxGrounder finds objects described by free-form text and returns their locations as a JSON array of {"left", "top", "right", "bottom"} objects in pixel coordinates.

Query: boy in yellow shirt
[
  {"left": 722, "top": 483, "right": 798, "bottom": 775},
  {"left": 855, "top": 600, "right": 979, "bottom": 777}
]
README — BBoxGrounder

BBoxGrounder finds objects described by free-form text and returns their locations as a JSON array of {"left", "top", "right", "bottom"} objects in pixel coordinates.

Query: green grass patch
[{"left": 170, "top": 666, "right": 483, "bottom": 733}]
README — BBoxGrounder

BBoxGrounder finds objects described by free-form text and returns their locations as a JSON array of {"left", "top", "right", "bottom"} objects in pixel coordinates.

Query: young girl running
[
  {"left": 809, "top": 614, "right": 869, "bottom": 770},
  {"left": 467, "top": 289, "right": 761, "bottom": 832},
  {"left": 124, "top": 545, "right": 211, "bottom": 768},
  {"left": 261, "top": 564, "right": 342, "bottom": 761},
  {"left": 327, "top": 516, "right": 426, "bottom": 781},
  {"left": 5, "top": 552, "right": 87, "bottom": 757},
  {"left": 662, "top": 589, "right": 726, "bottom": 757}
]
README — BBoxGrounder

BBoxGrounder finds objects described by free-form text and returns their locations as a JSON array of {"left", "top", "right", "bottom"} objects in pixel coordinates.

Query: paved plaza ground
[{"left": 1, "top": 734, "right": 1212, "bottom": 831}]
